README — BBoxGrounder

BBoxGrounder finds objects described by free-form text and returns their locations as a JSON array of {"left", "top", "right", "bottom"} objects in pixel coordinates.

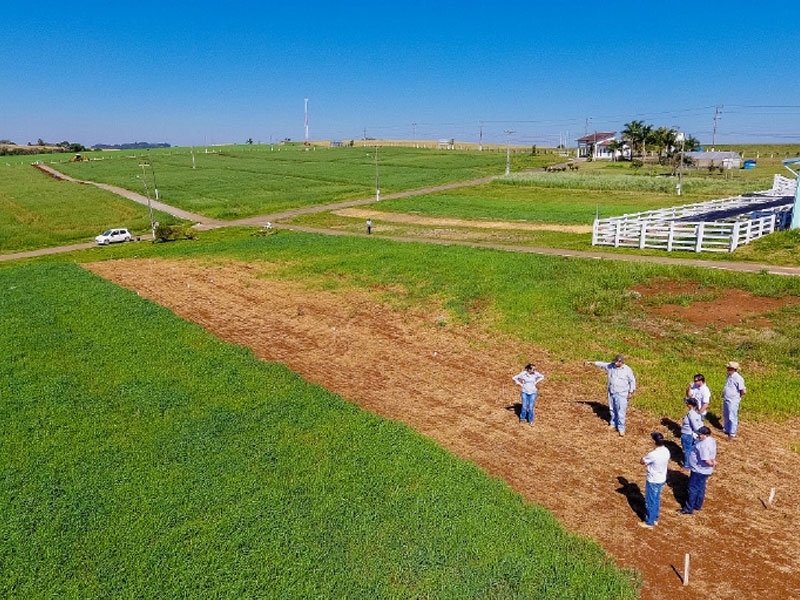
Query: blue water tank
[{"left": 743, "top": 160, "right": 757, "bottom": 169}]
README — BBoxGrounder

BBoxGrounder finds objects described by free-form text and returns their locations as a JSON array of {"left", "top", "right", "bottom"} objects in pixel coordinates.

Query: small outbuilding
[{"left": 685, "top": 151, "right": 742, "bottom": 170}]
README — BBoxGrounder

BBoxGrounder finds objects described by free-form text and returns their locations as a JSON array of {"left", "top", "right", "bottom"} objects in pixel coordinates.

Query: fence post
[
  {"left": 614, "top": 221, "right": 622, "bottom": 247},
  {"left": 592, "top": 219, "right": 598, "bottom": 245},
  {"left": 695, "top": 223, "right": 705, "bottom": 252},
  {"left": 639, "top": 224, "right": 647, "bottom": 249},
  {"left": 730, "top": 221, "right": 741, "bottom": 252},
  {"left": 667, "top": 223, "right": 674, "bottom": 252}
]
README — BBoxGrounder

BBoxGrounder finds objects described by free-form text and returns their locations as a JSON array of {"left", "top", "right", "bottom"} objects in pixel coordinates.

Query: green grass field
[
  {"left": 0, "top": 262, "right": 639, "bottom": 598},
  {"left": 0, "top": 164, "right": 174, "bottom": 252},
  {"left": 3, "top": 143, "right": 798, "bottom": 258},
  {"left": 51, "top": 145, "right": 553, "bottom": 220}
]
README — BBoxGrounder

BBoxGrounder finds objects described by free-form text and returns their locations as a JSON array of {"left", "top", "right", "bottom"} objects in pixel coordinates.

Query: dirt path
[
  {"left": 333, "top": 208, "right": 594, "bottom": 233},
  {"left": 85, "top": 258, "right": 800, "bottom": 600}
]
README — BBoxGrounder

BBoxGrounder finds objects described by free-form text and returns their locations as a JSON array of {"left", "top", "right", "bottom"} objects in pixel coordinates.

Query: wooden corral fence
[{"left": 592, "top": 175, "right": 796, "bottom": 253}]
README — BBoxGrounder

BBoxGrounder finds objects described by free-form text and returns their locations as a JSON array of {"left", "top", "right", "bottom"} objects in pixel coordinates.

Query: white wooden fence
[
  {"left": 592, "top": 213, "right": 786, "bottom": 252},
  {"left": 592, "top": 175, "right": 796, "bottom": 253}
]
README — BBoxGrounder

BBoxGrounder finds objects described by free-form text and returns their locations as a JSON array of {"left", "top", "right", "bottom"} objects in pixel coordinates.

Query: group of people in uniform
[{"left": 512, "top": 355, "right": 747, "bottom": 529}]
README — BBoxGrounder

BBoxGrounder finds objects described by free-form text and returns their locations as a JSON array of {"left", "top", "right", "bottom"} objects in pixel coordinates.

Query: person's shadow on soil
[
  {"left": 615, "top": 476, "right": 645, "bottom": 521},
  {"left": 663, "top": 439, "right": 683, "bottom": 465},
  {"left": 505, "top": 402, "right": 522, "bottom": 419},
  {"left": 660, "top": 417, "right": 681, "bottom": 437},
  {"left": 706, "top": 411, "right": 723, "bottom": 431},
  {"left": 666, "top": 469, "right": 689, "bottom": 507},
  {"left": 577, "top": 400, "right": 611, "bottom": 425}
]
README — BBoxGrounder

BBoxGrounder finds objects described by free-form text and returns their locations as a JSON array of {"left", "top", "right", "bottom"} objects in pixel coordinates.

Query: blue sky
[{"left": 3, "top": 1, "right": 800, "bottom": 147}]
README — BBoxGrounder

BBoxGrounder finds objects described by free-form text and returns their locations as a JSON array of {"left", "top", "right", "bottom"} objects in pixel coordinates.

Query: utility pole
[
  {"left": 712, "top": 105, "right": 723, "bottom": 149},
  {"left": 412, "top": 122, "right": 417, "bottom": 147},
  {"left": 374, "top": 145, "right": 380, "bottom": 202},
  {"left": 138, "top": 163, "right": 155, "bottom": 241},
  {"left": 479, "top": 122, "right": 483, "bottom": 151},
  {"left": 504, "top": 130, "right": 515, "bottom": 175},
  {"left": 149, "top": 161, "right": 159, "bottom": 200}
]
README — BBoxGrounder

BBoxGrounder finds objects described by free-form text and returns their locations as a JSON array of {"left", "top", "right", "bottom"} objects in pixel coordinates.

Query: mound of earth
[{"left": 86, "top": 258, "right": 800, "bottom": 600}]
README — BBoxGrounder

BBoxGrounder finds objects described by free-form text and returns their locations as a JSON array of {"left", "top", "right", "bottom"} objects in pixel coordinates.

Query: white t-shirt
[
  {"left": 643, "top": 446, "right": 670, "bottom": 484},
  {"left": 688, "top": 383, "right": 711, "bottom": 412}
]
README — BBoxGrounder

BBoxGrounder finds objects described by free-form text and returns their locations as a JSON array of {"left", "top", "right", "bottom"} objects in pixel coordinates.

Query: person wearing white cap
[
  {"left": 722, "top": 361, "right": 746, "bottom": 439},
  {"left": 585, "top": 354, "right": 636, "bottom": 436}
]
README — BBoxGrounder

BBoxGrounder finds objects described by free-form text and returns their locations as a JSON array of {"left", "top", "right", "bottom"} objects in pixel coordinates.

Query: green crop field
[
  {"left": 51, "top": 144, "right": 556, "bottom": 220},
  {"left": 0, "top": 164, "right": 175, "bottom": 253},
  {"left": 0, "top": 262, "right": 639, "bottom": 599},
  {"left": 4, "top": 143, "right": 799, "bottom": 258}
]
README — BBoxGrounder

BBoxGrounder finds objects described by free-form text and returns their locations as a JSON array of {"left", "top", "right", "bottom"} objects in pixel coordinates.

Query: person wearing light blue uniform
[
  {"left": 680, "top": 397, "right": 704, "bottom": 469},
  {"left": 679, "top": 426, "right": 717, "bottom": 514},
  {"left": 639, "top": 431, "right": 670, "bottom": 528},
  {"left": 586, "top": 354, "right": 636, "bottom": 436},
  {"left": 512, "top": 363, "right": 545, "bottom": 425},
  {"left": 722, "top": 361, "right": 746, "bottom": 439}
]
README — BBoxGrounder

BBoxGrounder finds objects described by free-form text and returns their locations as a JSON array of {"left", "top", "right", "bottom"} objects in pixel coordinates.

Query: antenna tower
[{"left": 304, "top": 98, "right": 309, "bottom": 146}]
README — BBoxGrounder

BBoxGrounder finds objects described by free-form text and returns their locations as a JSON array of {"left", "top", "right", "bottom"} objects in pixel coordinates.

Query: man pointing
[{"left": 585, "top": 354, "right": 636, "bottom": 436}]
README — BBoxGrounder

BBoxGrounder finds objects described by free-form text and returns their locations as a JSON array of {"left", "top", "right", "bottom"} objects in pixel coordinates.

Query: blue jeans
[
  {"left": 520, "top": 391, "right": 538, "bottom": 423},
  {"left": 681, "top": 434, "right": 695, "bottom": 468},
  {"left": 644, "top": 480, "right": 665, "bottom": 526},
  {"left": 608, "top": 392, "right": 628, "bottom": 432},
  {"left": 723, "top": 399, "right": 740, "bottom": 436},
  {"left": 686, "top": 471, "right": 710, "bottom": 513}
]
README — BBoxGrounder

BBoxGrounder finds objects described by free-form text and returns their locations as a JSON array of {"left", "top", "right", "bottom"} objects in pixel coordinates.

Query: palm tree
[
  {"left": 651, "top": 127, "right": 677, "bottom": 162},
  {"left": 621, "top": 120, "right": 653, "bottom": 160},
  {"left": 606, "top": 139, "right": 624, "bottom": 162}
]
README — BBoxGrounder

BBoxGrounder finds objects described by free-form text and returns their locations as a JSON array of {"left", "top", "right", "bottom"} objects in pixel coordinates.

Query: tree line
[{"left": 609, "top": 120, "right": 701, "bottom": 165}]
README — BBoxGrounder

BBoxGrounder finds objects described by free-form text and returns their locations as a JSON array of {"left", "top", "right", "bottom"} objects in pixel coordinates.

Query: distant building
[
  {"left": 576, "top": 132, "right": 619, "bottom": 160},
  {"left": 685, "top": 151, "right": 742, "bottom": 169}
]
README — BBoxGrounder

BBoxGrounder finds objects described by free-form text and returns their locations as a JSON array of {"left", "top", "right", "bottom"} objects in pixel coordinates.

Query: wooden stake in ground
[
  {"left": 683, "top": 553, "right": 690, "bottom": 586},
  {"left": 768, "top": 487, "right": 776, "bottom": 506}
]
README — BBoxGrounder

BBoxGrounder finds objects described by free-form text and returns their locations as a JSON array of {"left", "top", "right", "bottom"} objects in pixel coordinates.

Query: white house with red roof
[{"left": 576, "top": 132, "right": 623, "bottom": 160}]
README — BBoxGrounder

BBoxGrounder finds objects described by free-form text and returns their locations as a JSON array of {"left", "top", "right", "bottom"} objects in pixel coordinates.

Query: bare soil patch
[
  {"left": 335, "top": 208, "right": 593, "bottom": 233},
  {"left": 85, "top": 258, "right": 800, "bottom": 600},
  {"left": 632, "top": 279, "right": 800, "bottom": 329}
]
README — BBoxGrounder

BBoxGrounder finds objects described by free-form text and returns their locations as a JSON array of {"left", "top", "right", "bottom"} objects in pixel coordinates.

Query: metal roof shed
[{"left": 685, "top": 151, "right": 742, "bottom": 169}]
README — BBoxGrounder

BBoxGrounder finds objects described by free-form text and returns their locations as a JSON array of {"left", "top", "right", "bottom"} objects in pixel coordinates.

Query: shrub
[{"left": 154, "top": 223, "right": 197, "bottom": 243}]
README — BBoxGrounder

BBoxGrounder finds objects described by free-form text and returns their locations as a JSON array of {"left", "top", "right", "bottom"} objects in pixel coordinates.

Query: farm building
[
  {"left": 576, "top": 132, "right": 624, "bottom": 160},
  {"left": 685, "top": 151, "right": 742, "bottom": 170},
  {"left": 592, "top": 174, "right": 796, "bottom": 253}
]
